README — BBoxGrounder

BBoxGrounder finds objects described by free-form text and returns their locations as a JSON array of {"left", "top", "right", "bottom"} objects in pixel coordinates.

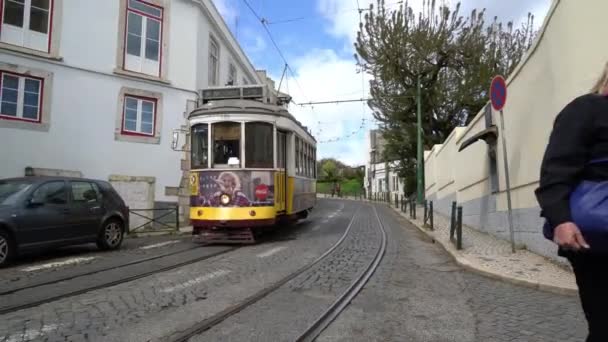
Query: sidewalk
[
  {"left": 128, "top": 225, "right": 193, "bottom": 238},
  {"left": 388, "top": 203, "right": 577, "bottom": 295}
]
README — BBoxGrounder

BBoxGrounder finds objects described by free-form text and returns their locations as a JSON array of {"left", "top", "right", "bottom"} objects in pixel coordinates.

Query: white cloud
[
  {"left": 213, "top": 0, "right": 238, "bottom": 26},
  {"left": 285, "top": 49, "right": 374, "bottom": 166},
  {"left": 311, "top": 0, "right": 552, "bottom": 166},
  {"left": 317, "top": 0, "right": 552, "bottom": 43}
]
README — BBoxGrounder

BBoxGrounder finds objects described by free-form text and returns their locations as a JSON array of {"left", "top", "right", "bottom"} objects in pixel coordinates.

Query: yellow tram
[{"left": 187, "top": 85, "right": 316, "bottom": 243}]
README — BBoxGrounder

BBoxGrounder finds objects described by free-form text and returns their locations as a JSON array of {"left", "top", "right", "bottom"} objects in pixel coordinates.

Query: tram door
[{"left": 276, "top": 131, "right": 287, "bottom": 212}]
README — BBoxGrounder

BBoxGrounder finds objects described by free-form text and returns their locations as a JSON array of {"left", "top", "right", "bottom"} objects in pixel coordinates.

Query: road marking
[
  {"left": 312, "top": 225, "right": 321, "bottom": 231},
  {"left": 21, "top": 257, "right": 97, "bottom": 272},
  {"left": 6, "top": 324, "right": 58, "bottom": 342},
  {"left": 322, "top": 219, "right": 329, "bottom": 223},
  {"left": 160, "top": 269, "right": 231, "bottom": 293},
  {"left": 139, "top": 240, "right": 180, "bottom": 250},
  {"left": 256, "top": 246, "right": 287, "bottom": 258}
]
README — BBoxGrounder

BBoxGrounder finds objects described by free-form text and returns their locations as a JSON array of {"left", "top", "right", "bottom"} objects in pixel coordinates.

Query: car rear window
[{"left": 0, "top": 180, "right": 34, "bottom": 205}]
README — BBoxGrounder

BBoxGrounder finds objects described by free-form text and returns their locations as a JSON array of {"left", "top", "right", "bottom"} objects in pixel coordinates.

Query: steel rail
[
  {"left": 294, "top": 204, "right": 387, "bottom": 342},
  {"left": 168, "top": 204, "right": 362, "bottom": 342},
  {"left": 0, "top": 246, "right": 238, "bottom": 315}
]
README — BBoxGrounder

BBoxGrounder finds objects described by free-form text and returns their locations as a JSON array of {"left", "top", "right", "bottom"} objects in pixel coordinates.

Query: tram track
[
  {"left": 168, "top": 203, "right": 386, "bottom": 342},
  {"left": 295, "top": 204, "right": 387, "bottom": 342},
  {"left": 0, "top": 245, "right": 238, "bottom": 315},
  {"left": 0, "top": 244, "right": 202, "bottom": 296},
  {"left": 0, "top": 201, "right": 340, "bottom": 317}
]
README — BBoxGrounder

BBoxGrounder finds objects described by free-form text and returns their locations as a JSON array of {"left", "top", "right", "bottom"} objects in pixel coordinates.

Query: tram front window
[
  {"left": 213, "top": 122, "right": 241, "bottom": 167},
  {"left": 191, "top": 124, "right": 208, "bottom": 169},
  {"left": 246, "top": 122, "right": 274, "bottom": 168}
]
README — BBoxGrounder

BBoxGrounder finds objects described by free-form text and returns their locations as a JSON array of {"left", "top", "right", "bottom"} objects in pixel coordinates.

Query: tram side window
[
  {"left": 213, "top": 122, "right": 241, "bottom": 166},
  {"left": 299, "top": 139, "right": 304, "bottom": 176},
  {"left": 314, "top": 147, "right": 317, "bottom": 178},
  {"left": 277, "top": 132, "right": 286, "bottom": 168},
  {"left": 295, "top": 137, "right": 300, "bottom": 175},
  {"left": 308, "top": 145, "right": 312, "bottom": 178},
  {"left": 191, "top": 124, "right": 209, "bottom": 169},
  {"left": 302, "top": 141, "right": 306, "bottom": 176},
  {"left": 306, "top": 144, "right": 310, "bottom": 177},
  {"left": 309, "top": 145, "right": 313, "bottom": 178},
  {"left": 245, "top": 122, "right": 274, "bottom": 168},
  {"left": 300, "top": 140, "right": 304, "bottom": 176}
]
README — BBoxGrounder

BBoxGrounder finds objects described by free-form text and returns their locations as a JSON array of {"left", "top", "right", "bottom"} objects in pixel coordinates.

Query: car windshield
[{"left": 0, "top": 180, "right": 33, "bottom": 205}]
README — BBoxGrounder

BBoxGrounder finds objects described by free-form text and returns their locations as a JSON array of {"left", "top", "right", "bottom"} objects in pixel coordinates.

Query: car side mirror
[{"left": 28, "top": 197, "right": 44, "bottom": 207}]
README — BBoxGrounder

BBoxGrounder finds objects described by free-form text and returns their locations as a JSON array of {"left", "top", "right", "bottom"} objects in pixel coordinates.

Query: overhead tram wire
[
  {"left": 263, "top": 1, "right": 405, "bottom": 26},
  {"left": 298, "top": 95, "right": 416, "bottom": 106},
  {"left": 242, "top": 0, "right": 312, "bottom": 105},
  {"left": 242, "top": 0, "right": 394, "bottom": 143}
]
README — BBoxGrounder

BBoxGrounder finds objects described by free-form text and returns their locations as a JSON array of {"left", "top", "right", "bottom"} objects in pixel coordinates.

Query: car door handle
[{"left": 90, "top": 206, "right": 101, "bottom": 211}]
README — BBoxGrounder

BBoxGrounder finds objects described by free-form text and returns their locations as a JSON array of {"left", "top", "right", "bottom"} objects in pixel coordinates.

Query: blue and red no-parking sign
[{"left": 490, "top": 75, "right": 507, "bottom": 111}]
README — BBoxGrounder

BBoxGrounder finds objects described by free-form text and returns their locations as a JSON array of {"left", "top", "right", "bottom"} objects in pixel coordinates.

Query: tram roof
[{"left": 189, "top": 99, "right": 316, "bottom": 142}]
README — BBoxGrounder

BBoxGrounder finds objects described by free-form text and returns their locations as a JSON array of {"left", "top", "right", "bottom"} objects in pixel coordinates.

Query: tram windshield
[
  {"left": 191, "top": 121, "right": 277, "bottom": 169},
  {"left": 213, "top": 122, "right": 241, "bottom": 167},
  {"left": 245, "top": 122, "right": 273, "bottom": 168},
  {"left": 191, "top": 125, "right": 208, "bottom": 169}
]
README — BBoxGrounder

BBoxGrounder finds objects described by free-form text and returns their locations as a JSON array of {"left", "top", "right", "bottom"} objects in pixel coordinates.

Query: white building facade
[
  {"left": 0, "top": 0, "right": 261, "bottom": 224},
  {"left": 364, "top": 129, "right": 403, "bottom": 199},
  {"left": 423, "top": 0, "right": 608, "bottom": 262}
]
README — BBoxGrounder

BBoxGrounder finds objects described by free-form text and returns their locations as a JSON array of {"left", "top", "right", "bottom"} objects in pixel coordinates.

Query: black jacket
[{"left": 535, "top": 94, "right": 608, "bottom": 231}]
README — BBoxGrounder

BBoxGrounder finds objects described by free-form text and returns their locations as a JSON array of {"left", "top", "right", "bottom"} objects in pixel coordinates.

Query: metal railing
[
  {"left": 128, "top": 206, "right": 180, "bottom": 234},
  {"left": 320, "top": 189, "right": 463, "bottom": 249},
  {"left": 449, "top": 201, "right": 463, "bottom": 250}
]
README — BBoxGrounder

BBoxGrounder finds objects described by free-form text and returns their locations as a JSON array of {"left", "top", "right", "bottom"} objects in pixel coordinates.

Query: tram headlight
[{"left": 220, "top": 194, "right": 231, "bottom": 205}]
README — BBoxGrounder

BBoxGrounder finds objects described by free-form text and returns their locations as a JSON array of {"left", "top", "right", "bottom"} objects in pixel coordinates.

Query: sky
[{"left": 212, "top": 0, "right": 552, "bottom": 166}]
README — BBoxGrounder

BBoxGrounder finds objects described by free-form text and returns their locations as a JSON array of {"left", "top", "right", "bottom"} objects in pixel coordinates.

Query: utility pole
[{"left": 416, "top": 75, "right": 425, "bottom": 204}]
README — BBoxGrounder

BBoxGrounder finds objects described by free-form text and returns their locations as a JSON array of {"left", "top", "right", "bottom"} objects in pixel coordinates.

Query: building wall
[
  {"left": 423, "top": 0, "right": 608, "bottom": 262},
  {"left": 0, "top": 0, "right": 261, "bottom": 221}
]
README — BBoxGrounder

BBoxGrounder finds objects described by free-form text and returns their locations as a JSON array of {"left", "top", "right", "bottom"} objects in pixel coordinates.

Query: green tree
[
  {"left": 321, "top": 159, "right": 340, "bottom": 182},
  {"left": 355, "top": 0, "right": 535, "bottom": 194}
]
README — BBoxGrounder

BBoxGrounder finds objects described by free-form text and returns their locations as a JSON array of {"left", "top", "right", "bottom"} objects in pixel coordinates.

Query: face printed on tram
[
  {"left": 214, "top": 171, "right": 241, "bottom": 196},
  {"left": 212, "top": 171, "right": 251, "bottom": 207}
]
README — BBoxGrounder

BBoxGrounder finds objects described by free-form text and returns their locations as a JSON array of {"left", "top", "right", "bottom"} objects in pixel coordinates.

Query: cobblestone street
[
  {"left": 0, "top": 199, "right": 588, "bottom": 342},
  {"left": 318, "top": 203, "right": 587, "bottom": 342}
]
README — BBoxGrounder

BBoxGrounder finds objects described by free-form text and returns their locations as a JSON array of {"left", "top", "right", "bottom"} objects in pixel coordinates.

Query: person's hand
[{"left": 554, "top": 222, "right": 590, "bottom": 251}]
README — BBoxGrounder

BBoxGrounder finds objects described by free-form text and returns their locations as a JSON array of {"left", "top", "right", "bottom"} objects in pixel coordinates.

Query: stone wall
[{"left": 109, "top": 175, "right": 155, "bottom": 231}]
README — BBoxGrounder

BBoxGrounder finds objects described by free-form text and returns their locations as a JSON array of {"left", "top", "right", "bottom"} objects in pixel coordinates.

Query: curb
[
  {"left": 127, "top": 228, "right": 193, "bottom": 239},
  {"left": 387, "top": 205, "right": 578, "bottom": 296}
]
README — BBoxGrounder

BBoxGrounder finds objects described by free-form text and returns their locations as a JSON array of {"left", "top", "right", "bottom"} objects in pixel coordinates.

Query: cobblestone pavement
[
  {"left": 0, "top": 199, "right": 353, "bottom": 342},
  {"left": 318, "top": 203, "right": 587, "bottom": 342},
  {"left": 405, "top": 204, "right": 577, "bottom": 292},
  {"left": 0, "top": 235, "right": 198, "bottom": 293},
  {"left": 189, "top": 204, "right": 382, "bottom": 342}
]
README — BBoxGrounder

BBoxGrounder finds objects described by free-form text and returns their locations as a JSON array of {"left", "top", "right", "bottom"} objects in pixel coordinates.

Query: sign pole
[
  {"left": 491, "top": 75, "right": 516, "bottom": 253},
  {"left": 416, "top": 75, "right": 425, "bottom": 204},
  {"left": 499, "top": 109, "right": 516, "bottom": 253}
]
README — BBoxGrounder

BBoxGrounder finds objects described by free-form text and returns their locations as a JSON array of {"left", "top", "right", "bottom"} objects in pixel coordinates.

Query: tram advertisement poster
[{"left": 190, "top": 171, "right": 275, "bottom": 207}]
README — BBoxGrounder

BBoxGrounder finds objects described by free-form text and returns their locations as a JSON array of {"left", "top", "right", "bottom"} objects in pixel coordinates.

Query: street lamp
[{"left": 416, "top": 75, "right": 425, "bottom": 204}]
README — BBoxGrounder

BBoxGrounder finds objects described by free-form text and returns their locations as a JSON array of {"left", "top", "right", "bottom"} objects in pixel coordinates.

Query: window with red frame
[
  {"left": 124, "top": 0, "right": 163, "bottom": 77},
  {"left": 1, "top": 0, "right": 53, "bottom": 52},
  {"left": 122, "top": 96, "right": 156, "bottom": 136},
  {"left": 0, "top": 71, "right": 42, "bottom": 122}
]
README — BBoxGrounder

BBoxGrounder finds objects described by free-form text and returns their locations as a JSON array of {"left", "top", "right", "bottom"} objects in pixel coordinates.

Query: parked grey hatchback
[{"left": 0, "top": 177, "right": 129, "bottom": 267}]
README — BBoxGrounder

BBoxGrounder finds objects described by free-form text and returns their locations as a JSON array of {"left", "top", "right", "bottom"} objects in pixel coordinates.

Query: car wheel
[
  {"left": 97, "top": 219, "right": 124, "bottom": 250},
  {"left": 0, "top": 230, "right": 15, "bottom": 268}
]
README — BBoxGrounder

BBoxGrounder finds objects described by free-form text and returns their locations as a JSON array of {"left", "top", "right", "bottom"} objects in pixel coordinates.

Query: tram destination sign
[{"left": 201, "top": 86, "right": 266, "bottom": 102}]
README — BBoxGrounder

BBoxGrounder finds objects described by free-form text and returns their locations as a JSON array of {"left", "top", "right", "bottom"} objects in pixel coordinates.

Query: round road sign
[{"left": 490, "top": 75, "right": 507, "bottom": 111}]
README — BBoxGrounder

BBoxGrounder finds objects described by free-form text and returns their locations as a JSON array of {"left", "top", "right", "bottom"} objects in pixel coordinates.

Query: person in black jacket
[{"left": 536, "top": 64, "right": 608, "bottom": 342}]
